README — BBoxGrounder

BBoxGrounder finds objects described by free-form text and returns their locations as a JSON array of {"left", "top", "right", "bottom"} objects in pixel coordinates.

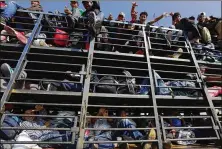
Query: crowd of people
[{"left": 0, "top": 0, "right": 222, "bottom": 149}]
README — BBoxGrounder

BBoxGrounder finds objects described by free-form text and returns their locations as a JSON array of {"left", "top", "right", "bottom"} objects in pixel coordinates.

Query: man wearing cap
[
  {"left": 27, "top": 0, "right": 43, "bottom": 12},
  {"left": 64, "top": 0, "right": 83, "bottom": 29},
  {"left": 64, "top": 0, "right": 83, "bottom": 19}
]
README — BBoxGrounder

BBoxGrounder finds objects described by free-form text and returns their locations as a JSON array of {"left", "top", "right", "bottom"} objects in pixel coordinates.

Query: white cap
[
  {"left": 197, "top": 12, "right": 206, "bottom": 19},
  {"left": 119, "top": 12, "right": 125, "bottom": 17}
]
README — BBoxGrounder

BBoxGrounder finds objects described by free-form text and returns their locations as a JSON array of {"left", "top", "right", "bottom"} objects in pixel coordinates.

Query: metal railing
[{"left": 0, "top": 9, "right": 221, "bottom": 149}]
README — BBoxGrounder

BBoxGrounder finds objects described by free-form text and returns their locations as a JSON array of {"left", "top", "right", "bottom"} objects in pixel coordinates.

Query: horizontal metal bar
[
  {"left": 157, "top": 78, "right": 197, "bottom": 82},
  {"left": 88, "top": 105, "right": 153, "bottom": 108},
  {"left": 155, "top": 69, "right": 196, "bottom": 74},
  {"left": 28, "top": 60, "right": 84, "bottom": 67},
  {"left": 151, "top": 62, "right": 195, "bottom": 68},
  {"left": 198, "top": 60, "right": 222, "bottom": 66},
  {"left": 7, "top": 21, "right": 35, "bottom": 26},
  {"left": 94, "top": 42, "right": 145, "bottom": 49},
  {"left": 86, "top": 116, "right": 154, "bottom": 119},
  {"left": 150, "top": 55, "right": 191, "bottom": 62},
  {"left": 4, "top": 114, "right": 77, "bottom": 118},
  {"left": 167, "top": 137, "right": 218, "bottom": 141},
  {"left": 17, "top": 78, "right": 82, "bottom": 84},
  {"left": 94, "top": 50, "right": 144, "bottom": 58},
  {"left": 24, "top": 69, "right": 82, "bottom": 74},
  {"left": 161, "top": 116, "right": 211, "bottom": 118},
  {"left": 103, "top": 25, "right": 144, "bottom": 32},
  {"left": 151, "top": 42, "right": 187, "bottom": 48},
  {"left": 34, "top": 37, "right": 87, "bottom": 43},
  {"left": 91, "top": 73, "right": 149, "bottom": 79},
  {"left": 150, "top": 36, "right": 185, "bottom": 43},
  {"left": 156, "top": 86, "right": 201, "bottom": 90},
  {"left": 92, "top": 65, "right": 147, "bottom": 71},
  {"left": 97, "top": 36, "right": 144, "bottom": 43},
  {"left": 85, "top": 128, "right": 155, "bottom": 131},
  {"left": 155, "top": 95, "right": 203, "bottom": 100},
  {"left": 93, "top": 57, "right": 147, "bottom": 64},
  {"left": 89, "top": 93, "right": 150, "bottom": 98},
  {"left": 0, "top": 127, "right": 75, "bottom": 131},
  {"left": 6, "top": 102, "right": 82, "bottom": 107},
  {"left": 1, "top": 141, "right": 73, "bottom": 144},
  {"left": 10, "top": 89, "right": 82, "bottom": 96},
  {"left": 85, "top": 140, "right": 157, "bottom": 144},
  {"left": 0, "top": 58, "right": 18, "bottom": 62},
  {"left": 28, "top": 52, "right": 87, "bottom": 59},
  {"left": 90, "top": 82, "right": 150, "bottom": 87},
  {"left": 157, "top": 106, "right": 210, "bottom": 109},
  {"left": 164, "top": 126, "right": 214, "bottom": 129},
  {"left": 0, "top": 50, "right": 22, "bottom": 54}
]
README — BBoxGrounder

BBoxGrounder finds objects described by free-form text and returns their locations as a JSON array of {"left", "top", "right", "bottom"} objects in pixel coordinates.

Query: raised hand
[{"left": 132, "top": 2, "right": 138, "bottom": 7}]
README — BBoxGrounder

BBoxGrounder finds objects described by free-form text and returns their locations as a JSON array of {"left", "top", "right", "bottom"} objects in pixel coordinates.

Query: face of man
[
  {"left": 24, "top": 109, "right": 35, "bottom": 121},
  {"left": 70, "top": 1, "right": 78, "bottom": 8},
  {"left": 31, "top": 1, "right": 40, "bottom": 7},
  {"left": 82, "top": 1, "right": 93, "bottom": 11},
  {"left": 139, "top": 14, "right": 147, "bottom": 24},
  {"left": 198, "top": 16, "right": 205, "bottom": 23},
  {"left": 117, "top": 15, "right": 125, "bottom": 21},
  {"left": 175, "top": 15, "right": 181, "bottom": 23}
]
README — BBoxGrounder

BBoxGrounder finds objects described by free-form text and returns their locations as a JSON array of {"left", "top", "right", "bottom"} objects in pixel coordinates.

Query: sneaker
[
  {"left": 203, "top": 43, "right": 215, "bottom": 50},
  {"left": 1, "top": 63, "right": 13, "bottom": 78},
  {"left": 168, "top": 48, "right": 183, "bottom": 58},
  {"left": 192, "top": 43, "right": 202, "bottom": 50},
  {"left": 0, "top": 30, "right": 7, "bottom": 43},
  {"left": 0, "top": 79, "right": 8, "bottom": 90}
]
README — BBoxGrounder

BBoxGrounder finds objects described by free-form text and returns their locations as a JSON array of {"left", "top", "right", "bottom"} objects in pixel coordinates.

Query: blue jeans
[{"left": 1, "top": 1, "right": 23, "bottom": 21}]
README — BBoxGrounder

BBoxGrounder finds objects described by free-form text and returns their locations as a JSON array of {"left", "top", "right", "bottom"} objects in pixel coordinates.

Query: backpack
[
  {"left": 0, "top": 113, "right": 21, "bottom": 140},
  {"left": 94, "top": 76, "right": 118, "bottom": 93},
  {"left": 93, "top": 70, "right": 136, "bottom": 94},
  {"left": 117, "top": 70, "right": 136, "bottom": 94},
  {"left": 54, "top": 29, "right": 69, "bottom": 47}
]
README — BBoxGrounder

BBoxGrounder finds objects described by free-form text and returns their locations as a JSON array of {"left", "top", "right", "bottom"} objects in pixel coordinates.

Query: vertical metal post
[
  {"left": 142, "top": 27, "right": 163, "bottom": 149},
  {"left": 0, "top": 14, "right": 43, "bottom": 111},
  {"left": 76, "top": 37, "right": 95, "bottom": 149}
]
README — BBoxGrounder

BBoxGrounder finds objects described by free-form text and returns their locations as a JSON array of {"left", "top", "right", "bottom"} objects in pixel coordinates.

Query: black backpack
[
  {"left": 92, "top": 70, "right": 136, "bottom": 94},
  {"left": 117, "top": 70, "right": 136, "bottom": 94}
]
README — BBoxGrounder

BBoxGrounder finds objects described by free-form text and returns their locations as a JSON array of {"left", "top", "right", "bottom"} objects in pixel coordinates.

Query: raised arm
[
  {"left": 149, "top": 12, "right": 170, "bottom": 25},
  {"left": 131, "top": 2, "right": 138, "bottom": 22}
]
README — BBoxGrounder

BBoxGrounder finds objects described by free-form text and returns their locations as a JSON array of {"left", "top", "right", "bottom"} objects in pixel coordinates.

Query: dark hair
[
  {"left": 172, "top": 12, "right": 181, "bottom": 21},
  {"left": 140, "top": 11, "right": 148, "bottom": 17},
  {"left": 189, "top": 16, "right": 195, "bottom": 20}
]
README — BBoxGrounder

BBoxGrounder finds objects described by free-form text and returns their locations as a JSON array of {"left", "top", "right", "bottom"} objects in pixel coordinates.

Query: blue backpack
[{"left": 0, "top": 113, "right": 21, "bottom": 140}]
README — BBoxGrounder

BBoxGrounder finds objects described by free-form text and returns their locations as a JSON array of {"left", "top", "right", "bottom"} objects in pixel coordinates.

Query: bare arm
[
  {"left": 149, "top": 13, "right": 170, "bottom": 25},
  {"left": 131, "top": 2, "right": 138, "bottom": 21}
]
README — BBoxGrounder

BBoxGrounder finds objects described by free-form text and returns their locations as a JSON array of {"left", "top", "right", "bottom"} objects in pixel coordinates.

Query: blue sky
[{"left": 12, "top": 0, "right": 221, "bottom": 27}]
